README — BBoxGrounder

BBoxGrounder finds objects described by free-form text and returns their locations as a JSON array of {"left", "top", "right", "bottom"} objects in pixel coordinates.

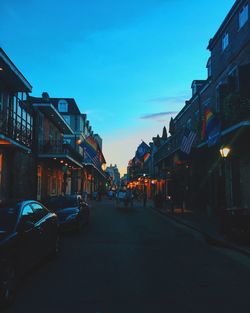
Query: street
[{"left": 5, "top": 199, "right": 250, "bottom": 313}]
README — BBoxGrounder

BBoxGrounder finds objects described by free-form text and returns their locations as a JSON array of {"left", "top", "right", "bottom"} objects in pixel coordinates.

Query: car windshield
[
  {"left": 46, "top": 197, "right": 79, "bottom": 211},
  {"left": 0, "top": 203, "right": 19, "bottom": 232}
]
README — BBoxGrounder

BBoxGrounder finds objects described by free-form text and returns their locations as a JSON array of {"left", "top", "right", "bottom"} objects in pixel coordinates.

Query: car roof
[{"left": 0, "top": 199, "right": 41, "bottom": 208}]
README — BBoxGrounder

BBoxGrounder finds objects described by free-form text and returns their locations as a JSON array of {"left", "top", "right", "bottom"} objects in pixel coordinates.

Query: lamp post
[{"left": 220, "top": 146, "right": 231, "bottom": 211}]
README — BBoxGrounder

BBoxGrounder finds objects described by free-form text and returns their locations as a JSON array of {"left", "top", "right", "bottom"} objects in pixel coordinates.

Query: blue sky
[{"left": 0, "top": 0, "right": 235, "bottom": 175}]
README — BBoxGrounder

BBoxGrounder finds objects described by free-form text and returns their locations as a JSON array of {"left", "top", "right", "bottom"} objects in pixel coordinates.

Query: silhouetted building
[{"left": 0, "top": 48, "right": 36, "bottom": 201}]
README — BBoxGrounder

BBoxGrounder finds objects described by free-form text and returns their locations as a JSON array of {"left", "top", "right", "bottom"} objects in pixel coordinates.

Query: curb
[{"left": 152, "top": 207, "right": 250, "bottom": 258}]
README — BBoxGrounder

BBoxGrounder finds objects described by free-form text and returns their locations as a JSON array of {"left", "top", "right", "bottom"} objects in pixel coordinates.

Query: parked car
[
  {"left": 44, "top": 195, "right": 89, "bottom": 233},
  {"left": 0, "top": 200, "right": 59, "bottom": 306}
]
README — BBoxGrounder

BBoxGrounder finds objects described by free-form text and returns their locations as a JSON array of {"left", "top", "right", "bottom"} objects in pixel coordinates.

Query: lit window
[
  {"left": 239, "top": 4, "right": 248, "bottom": 29},
  {"left": 58, "top": 99, "right": 68, "bottom": 112},
  {"left": 222, "top": 33, "right": 229, "bottom": 51}
]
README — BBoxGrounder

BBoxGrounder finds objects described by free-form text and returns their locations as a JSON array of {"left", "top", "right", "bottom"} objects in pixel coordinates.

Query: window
[
  {"left": 21, "top": 205, "right": 36, "bottom": 224},
  {"left": 222, "top": 33, "right": 229, "bottom": 51},
  {"left": 49, "top": 124, "right": 53, "bottom": 144},
  {"left": 17, "top": 92, "right": 22, "bottom": 100},
  {"left": 186, "top": 118, "right": 192, "bottom": 130},
  {"left": 63, "top": 115, "right": 71, "bottom": 125},
  {"left": 31, "top": 203, "right": 49, "bottom": 221},
  {"left": 207, "top": 58, "right": 212, "bottom": 78},
  {"left": 239, "top": 4, "right": 248, "bottom": 29},
  {"left": 194, "top": 110, "right": 199, "bottom": 125},
  {"left": 58, "top": 99, "right": 68, "bottom": 112},
  {"left": 22, "top": 93, "right": 27, "bottom": 102}
]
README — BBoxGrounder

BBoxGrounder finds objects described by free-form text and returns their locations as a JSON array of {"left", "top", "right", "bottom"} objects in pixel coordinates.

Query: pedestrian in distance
[{"left": 82, "top": 191, "right": 88, "bottom": 202}]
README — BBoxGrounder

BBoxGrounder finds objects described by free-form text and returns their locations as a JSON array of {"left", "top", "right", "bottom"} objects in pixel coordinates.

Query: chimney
[{"left": 42, "top": 92, "right": 50, "bottom": 102}]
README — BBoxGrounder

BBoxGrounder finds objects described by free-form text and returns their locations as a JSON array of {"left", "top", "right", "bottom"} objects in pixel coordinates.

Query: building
[
  {"left": 106, "top": 164, "right": 120, "bottom": 188},
  {"left": 0, "top": 48, "right": 36, "bottom": 201},
  {"left": 196, "top": 0, "right": 250, "bottom": 214},
  {"left": 153, "top": 0, "right": 250, "bottom": 215},
  {"left": 94, "top": 134, "right": 102, "bottom": 151},
  {"left": 0, "top": 48, "right": 108, "bottom": 201},
  {"left": 30, "top": 95, "right": 107, "bottom": 198},
  {"left": 29, "top": 95, "right": 84, "bottom": 199}
]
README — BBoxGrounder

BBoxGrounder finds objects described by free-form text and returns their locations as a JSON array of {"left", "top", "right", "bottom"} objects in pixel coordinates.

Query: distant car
[
  {"left": 0, "top": 200, "right": 59, "bottom": 306},
  {"left": 44, "top": 195, "right": 89, "bottom": 233}
]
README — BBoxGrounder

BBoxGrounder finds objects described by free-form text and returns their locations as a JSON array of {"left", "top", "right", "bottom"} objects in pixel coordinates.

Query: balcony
[
  {"left": 154, "top": 130, "right": 184, "bottom": 165},
  {"left": 221, "top": 93, "right": 250, "bottom": 129},
  {"left": 37, "top": 140, "right": 83, "bottom": 168},
  {"left": 0, "top": 100, "right": 33, "bottom": 149}
]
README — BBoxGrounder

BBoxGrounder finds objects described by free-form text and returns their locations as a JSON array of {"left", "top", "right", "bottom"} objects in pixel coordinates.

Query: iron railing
[
  {"left": 0, "top": 97, "right": 33, "bottom": 148},
  {"left": 38, "top": 139, "right": 83, "bottom": 162}
]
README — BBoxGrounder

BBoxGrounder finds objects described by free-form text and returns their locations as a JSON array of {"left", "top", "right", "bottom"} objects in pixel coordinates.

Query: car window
[
  {"left": 21, "top": 204, "right": 37, "bottom": 224},
  {"left": 31, "top": 203, "right": 49, "bottom": 221}
]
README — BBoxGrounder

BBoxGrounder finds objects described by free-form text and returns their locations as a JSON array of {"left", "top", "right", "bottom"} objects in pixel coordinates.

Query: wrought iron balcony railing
[
  {"left": 154, "top": 130, "right": 184, "bottom": 165},
  {"left": 0, "top": 103, "right": 33, "bottom": 148},
  {"left": 38, "top": 139, "right": 83, "bottom": 162}
]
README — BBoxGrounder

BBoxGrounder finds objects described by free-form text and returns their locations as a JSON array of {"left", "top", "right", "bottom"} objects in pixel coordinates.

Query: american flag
[{"left": 180, "top": 128, "right": 197, "bottom": 155}]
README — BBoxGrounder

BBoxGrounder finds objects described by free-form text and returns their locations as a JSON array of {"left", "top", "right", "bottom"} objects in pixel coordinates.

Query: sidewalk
[{"left": 150, "top": 201, "right": 250, "bottom": 257}]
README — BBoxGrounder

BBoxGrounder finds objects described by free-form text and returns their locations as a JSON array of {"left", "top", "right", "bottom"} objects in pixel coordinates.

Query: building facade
[
  {"left": 0, "top": 48, "right": 36, "bottom": 201},
  {"left": 0, "top": 48, "right": 108, "bottom": 202},
  {"left": 153, "top": 0, "right": 250, "bottom": 215}
]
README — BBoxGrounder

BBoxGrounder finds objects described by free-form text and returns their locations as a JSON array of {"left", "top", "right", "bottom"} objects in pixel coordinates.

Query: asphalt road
[{"left": 5, "top": 199, "right": 250, "bottom": 313}]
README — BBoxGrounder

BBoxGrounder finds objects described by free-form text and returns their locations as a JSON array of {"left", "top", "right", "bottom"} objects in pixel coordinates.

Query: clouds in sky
[{"left": 140, "top": 111, "right": 178, "bottom": 120}]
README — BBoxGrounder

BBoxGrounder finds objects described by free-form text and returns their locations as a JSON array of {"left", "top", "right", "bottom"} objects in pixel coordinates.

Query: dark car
[
  {"left": 0, "top": 200, "right": 59, "bottom": 306},
  {"left": 44, "top": 195, "right": 89, "bottom": 233}
]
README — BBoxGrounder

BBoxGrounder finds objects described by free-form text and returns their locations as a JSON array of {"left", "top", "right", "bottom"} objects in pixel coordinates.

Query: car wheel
[{"left": 0, "top": 264, "right": 17, "bottom": 306}]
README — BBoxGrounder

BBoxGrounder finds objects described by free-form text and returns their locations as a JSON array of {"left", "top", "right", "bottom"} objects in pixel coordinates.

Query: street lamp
[
  {"left": 220, "top": 146, "right": 231, "bottom": 158},
  {"left": 220, "top": 146, "right": 231, "bottom": 212}
]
